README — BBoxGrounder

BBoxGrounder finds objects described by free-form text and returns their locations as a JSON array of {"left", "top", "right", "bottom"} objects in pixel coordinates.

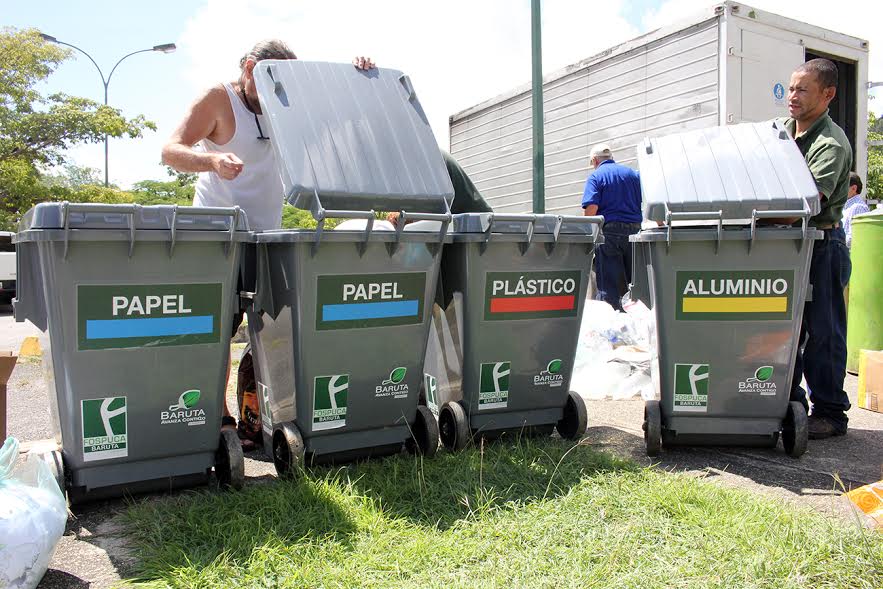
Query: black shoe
[{"left": 807, "top": 415, "right": 847, "bottom": 439}]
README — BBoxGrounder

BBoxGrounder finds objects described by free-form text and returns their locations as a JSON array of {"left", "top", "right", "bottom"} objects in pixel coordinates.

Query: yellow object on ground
[
  {"left": 857, "top": 349, "right": 883, "bottom": 413},
  {"left": 846, "top": 481, "right": 883, "bottom": 528},
  {"left": 19, "top": 336, "right": 40, "bottom": 357}
]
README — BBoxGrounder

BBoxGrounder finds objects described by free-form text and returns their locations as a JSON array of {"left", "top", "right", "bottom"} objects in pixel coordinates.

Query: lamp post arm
[
  {"left": 54, "top": 40, "right": 107, "bottom": 91},
  {"left": 106, "top": 48, "right": 155, "bottom": 97}
]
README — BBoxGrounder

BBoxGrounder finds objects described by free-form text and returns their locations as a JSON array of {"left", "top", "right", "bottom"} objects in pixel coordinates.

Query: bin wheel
[
  {"left": 215, "top": 429, "right": 245, "bottom": 490},
  {"left": 406, "top": 405, "right": 439, "bottom": 458},
  {"left": 40, "top": 449, "right": 66, "bottom": 497},
  {"left": 439, "top": 401, "right": 470, "bottom": 451},
  {"left": 556, "top": 391, "right": 588, "bottom": 440},
  {"left": 272, "top": 422, "right": 305, "bottom": 478},
  {"left": 782, "top": 401, "right": 808, "bottom": 458},
  {"left": 644, "top": 400, "right": 662, "bottom": 457}
]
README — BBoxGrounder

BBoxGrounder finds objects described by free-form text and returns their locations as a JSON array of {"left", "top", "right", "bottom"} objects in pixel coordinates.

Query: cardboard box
[
  {"left": 0, "top": 351, "right": 18, "bottom": 440},
  {"left": 857, "top": 349, "right": 883, "bottom": 413}
]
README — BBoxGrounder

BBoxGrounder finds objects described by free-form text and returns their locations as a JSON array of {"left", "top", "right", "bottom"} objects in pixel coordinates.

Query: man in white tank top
[{"left": 162, "top": 40, "right": 375, "bottom": 447}]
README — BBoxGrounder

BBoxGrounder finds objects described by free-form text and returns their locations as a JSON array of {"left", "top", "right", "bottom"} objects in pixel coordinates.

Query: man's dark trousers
[
  {"left": 594, "top": 221, "right": 641, "bottom": 311},
  {"left": 790, "top": 226, "right": 852, "bottom": 431}
]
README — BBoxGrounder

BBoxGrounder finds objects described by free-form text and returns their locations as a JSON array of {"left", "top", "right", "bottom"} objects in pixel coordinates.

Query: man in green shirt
[{"left": 782, "top": 58, "right": 853, "bottom": 438}]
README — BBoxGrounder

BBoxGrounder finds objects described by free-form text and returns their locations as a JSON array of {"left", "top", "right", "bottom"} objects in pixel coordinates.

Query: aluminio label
[
  {"left": 77, "top": 283, "right": 222, "bottom": 350},
  {"left": 484, "top": 271, "right": 581, "bottom": 321},
  {"left": 316, "top": 272, "right": 426, "bottom": 331},
  {"left": 675, "top": 270, "right": 794, "bottom": 321}
]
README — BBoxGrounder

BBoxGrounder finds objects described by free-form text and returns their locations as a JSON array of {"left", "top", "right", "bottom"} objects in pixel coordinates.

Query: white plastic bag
[
  {"left": 571, "top": 298, "right": 657, "bottom": 400},
  {"left": 0, "top": 437, "right": 68, "bottom": 589}
]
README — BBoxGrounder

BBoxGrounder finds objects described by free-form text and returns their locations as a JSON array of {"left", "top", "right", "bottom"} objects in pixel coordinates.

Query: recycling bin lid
[
  {"left": 637, "top": 120, "right": 820, "bottom": 222},
  {"left": 17, "top": 202, "right": 250, "bottom": 232},
  {"left": 253, "top": 60, "right": 454, "bottom": 215}
]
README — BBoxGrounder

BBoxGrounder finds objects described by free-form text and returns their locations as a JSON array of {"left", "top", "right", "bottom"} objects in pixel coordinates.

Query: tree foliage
[
  {"left": 868, "top": 112, "right": 883, "bottom": 200},
  {"left": 0, "top": 27, "right": 155, "bottom": 230}
]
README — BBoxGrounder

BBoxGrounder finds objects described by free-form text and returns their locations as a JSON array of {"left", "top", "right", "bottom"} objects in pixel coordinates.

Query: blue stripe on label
[
  {"left": 322, "top": 300, "right": 419, "bottom": 321},
  {"left": 86, "top": 316, "right": 214, "bottom": 339}
]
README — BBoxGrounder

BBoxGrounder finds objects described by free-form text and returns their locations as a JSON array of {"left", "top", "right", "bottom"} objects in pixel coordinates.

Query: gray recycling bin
[
  {"left": 14, "top": 202, "right": 249, "bottom": 501},
  {"left": 421, "top": 213, "right": 603, "bottom": 450},
  {"left": 246, "top": 60, "right": 453, "bottom": 474},
  {"left": 630, "top": 121, "right": 823, "bottom": 458}
]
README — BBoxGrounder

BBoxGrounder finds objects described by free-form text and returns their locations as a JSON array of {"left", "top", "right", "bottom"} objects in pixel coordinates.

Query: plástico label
[
  {"left": 675, "top": 270, "right": 794, "bottom": 321},
  {"left": 484, "top": 271, "right": 581, "bottom": 321},
  {"left": 316, "top": 273, "right": 426, "bottom": 330},
  {"left": 77, "top": 283, "right": 222, "bottom": 350}
]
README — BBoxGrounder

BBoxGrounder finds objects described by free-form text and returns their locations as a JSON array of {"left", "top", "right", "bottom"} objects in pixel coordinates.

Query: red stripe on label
[{"left": 490, "top": 295, "right": 576, "bottom": 313}]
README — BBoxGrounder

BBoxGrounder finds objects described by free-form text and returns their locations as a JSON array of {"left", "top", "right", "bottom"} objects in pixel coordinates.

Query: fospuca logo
[
  {"left": 424, "top": 373, "right": 439, "bottom": 415},
  {"left": 673, "top": 364, "right": 709, "bottom": 412},
  {"left": 81, "top": 396, "right": 128, "bottom": 461},
  {"left": 160, "top": 389, "right": 206, "bottom": 426},
  {"left": 258, "top": 381, "right": 272, "bottom": 434},
  {"left": 313, "top": 374, "right": 349, "bottom": 431},
  {"left": 479, "top": 362, "right": 510, "bottom": 410},
  {"left": 376, "top": 367, "right": 409, "bottom": 400},
  {"left": 738, "top": 366, "right": 777, "bottom": 396}
]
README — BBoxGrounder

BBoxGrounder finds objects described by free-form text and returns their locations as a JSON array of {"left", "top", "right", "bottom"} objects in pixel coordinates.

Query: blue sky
[{"left": 5, "top": 0, "right": 880, "bottom": 188}]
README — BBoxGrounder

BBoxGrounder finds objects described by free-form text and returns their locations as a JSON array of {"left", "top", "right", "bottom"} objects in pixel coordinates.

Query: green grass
[{"left": 122, "top": 437, "right": 882, "bottom": 588}]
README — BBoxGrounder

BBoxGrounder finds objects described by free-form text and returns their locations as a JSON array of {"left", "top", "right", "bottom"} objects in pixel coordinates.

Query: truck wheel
[
  {"left": 439, "top": 401, "right": 470, "bottom": 451},
  {"left": 644, "top": 400, "right": 662, "bottom": 457},
  {"left": 782, "top": 401, "right": 808, "bottom": 458},
  {"left": 216, "top": 429, "right": 245, "bottom": 490},
  {"left": 272, "top": 422, "right": 305, "bottom": 478},
  {"left": 556, "top": 391, "right": 588, "bottom": 440},
  {"left": 406, "top": 405, "right": 439, "bottom": 458}
]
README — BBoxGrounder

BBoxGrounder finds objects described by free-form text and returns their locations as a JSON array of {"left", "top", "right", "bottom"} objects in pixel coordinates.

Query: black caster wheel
[
  {"left": 272, "top": 421, "right": 305, "bottom": 477},
  {"left": 556, "top": 391, "right": 588, "bottom": 440},
  {"left": 782, "top": 401, "right": 807, "bottom": 458},
  {"left": 216, "top": 428, "right": 245, "bottom": 489},
  {"left": 643, "top": 400, "right": 662, "bottom": 457},
  {"left": 439, "top": 401, "right": 470, "bottom": 451},
  {"left": 406, "top": 405, "right": 439, "bottom": 457}
]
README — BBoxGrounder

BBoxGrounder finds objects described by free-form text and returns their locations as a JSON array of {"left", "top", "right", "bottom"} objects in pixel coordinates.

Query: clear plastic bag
[{"left": 0, "top": 437, "right": 68, "bottom": 589}]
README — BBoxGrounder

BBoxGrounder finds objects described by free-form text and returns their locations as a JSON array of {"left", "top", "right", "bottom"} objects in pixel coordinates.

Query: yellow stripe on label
[{"left": 682, "top": 297, "right": 787, "bottom": 313}]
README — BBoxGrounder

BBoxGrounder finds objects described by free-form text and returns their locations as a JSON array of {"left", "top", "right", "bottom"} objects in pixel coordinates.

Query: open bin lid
[
  {"left": 17, "top": 202, "right": 250, "bottom": 232},
  {"left": 253, "top": 60, "right": 454, "bottom": 215},
  {"left": 637, "top": 121, "right": 820, "bottom": 222}
]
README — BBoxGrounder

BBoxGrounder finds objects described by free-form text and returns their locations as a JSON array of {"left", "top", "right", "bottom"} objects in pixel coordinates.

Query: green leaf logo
[
  {"left": 169, "top": 389, "right": 201, "bottom": 411},
  {"left": 754, "top": 366, "right": 774, "bottom": 382},
  {"left": 383, "top": 367, "right": 407, "bottom": 385},
  {"left": 547, "top": 359, "right": 563, "bottom": 374}
]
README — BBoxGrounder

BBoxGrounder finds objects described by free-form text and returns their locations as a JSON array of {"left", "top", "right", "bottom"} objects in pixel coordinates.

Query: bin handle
[
  {"left": 392, "top": 208, "right": 452, "bottom": 247},
  {"left": 556, "top": 214, "right": 603, "bottom": 244},
  {"left": 62, "top": 201, "right": 140, "bottom": 259},
  {"left": 663, "top": 208, "right": 723, "bottom": 253},
  {"left": 168, "top": 205, "right": 245, "bottom": 258},
  {"left": 749, "top": 201, "right": 811, "bottom": 254}
]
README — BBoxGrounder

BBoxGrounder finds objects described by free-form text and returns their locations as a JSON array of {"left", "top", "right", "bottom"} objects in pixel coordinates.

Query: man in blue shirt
[
  {"left": 842, "top": 172, "right": 870, "bottom": 248},
  {"left": 582, "top": 144, "right": 642, "bottom": 311}
]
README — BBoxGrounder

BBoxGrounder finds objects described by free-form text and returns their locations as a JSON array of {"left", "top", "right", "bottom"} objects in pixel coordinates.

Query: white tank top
[{"left": 193, "top": 83, "right": 282, "bottom": 231}]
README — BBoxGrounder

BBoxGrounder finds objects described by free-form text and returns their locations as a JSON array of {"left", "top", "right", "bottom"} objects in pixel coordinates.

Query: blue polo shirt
[{"left": 581, "top": 159, "right": 642, "bottom": 223}]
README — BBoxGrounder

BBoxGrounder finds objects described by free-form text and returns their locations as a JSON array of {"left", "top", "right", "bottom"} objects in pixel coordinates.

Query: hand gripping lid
[
  {"left": 637, "top": 120, "right": 821, "bottom": 222},
  {"left": 253, "top": 60, "right": 454, "bottom": 215}
]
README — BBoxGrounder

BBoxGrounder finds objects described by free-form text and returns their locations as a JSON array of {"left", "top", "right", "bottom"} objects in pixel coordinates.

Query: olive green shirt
[
  {"left": 780, "top": 111, "right": 852, "bottom": 226},
  {"left": 443, "top": 151, "right": 492, "bottom": 213}
]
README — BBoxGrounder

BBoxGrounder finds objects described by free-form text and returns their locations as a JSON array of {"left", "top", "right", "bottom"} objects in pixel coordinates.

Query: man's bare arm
[
  {"left": 584, "top": 204, "right": 599, "bottom": 216},
  {"left": 161, "top": 86, "right": 243, "bottom": 179}
]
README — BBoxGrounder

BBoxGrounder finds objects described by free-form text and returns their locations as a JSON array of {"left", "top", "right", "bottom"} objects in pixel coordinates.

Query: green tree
[
  {"left": 0, "top": 27, "right": 155, "bottom": 230},
  {"left": 868, "top": 112, "right": 883, "bottom": 200}
]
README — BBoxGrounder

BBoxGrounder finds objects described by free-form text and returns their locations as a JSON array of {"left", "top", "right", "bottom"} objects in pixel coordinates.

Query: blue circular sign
[{"left": 773, "top": 83, "right": 785, "bottom": 100}]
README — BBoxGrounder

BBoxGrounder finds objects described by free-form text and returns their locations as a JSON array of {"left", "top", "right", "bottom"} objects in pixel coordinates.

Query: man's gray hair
[
  {"left": 240, "top": 39, "right": 297, "bottom": 69},
  {"left": 795, "top": 58, "right": 838, "bottom": 90}
]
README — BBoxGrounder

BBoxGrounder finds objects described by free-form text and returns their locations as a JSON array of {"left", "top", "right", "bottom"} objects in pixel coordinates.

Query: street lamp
[{"left": 38, "top": 33, "right": 177, "bottom": 187}]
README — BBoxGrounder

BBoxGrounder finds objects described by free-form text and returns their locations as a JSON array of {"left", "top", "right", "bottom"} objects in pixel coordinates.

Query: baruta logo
[
  {"left": 479, "top": 361, "right": 510, "bottom": 410},
  {"left": 534, "top": 359, "right": 564, "bottom": 387},
  {"left": 313, "top": 374, "right": 349, "bottom": 431},
  {"left": 161, "top": 389, "right": 206, "bottom": 426},
  {"left": 376, "top": 367, "right": 409, "bottom": 399},
  {"left": 738, "top": 366, "right": 777, "bottom": 396}
]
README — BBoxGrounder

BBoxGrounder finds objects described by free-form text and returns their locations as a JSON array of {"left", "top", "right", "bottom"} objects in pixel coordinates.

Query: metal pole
[
  {"left": 104, "top": 84, "right": 109, "bottom": 187},
  {"left": 531, "top": 0, "right": 545, "bottom": 214}
]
